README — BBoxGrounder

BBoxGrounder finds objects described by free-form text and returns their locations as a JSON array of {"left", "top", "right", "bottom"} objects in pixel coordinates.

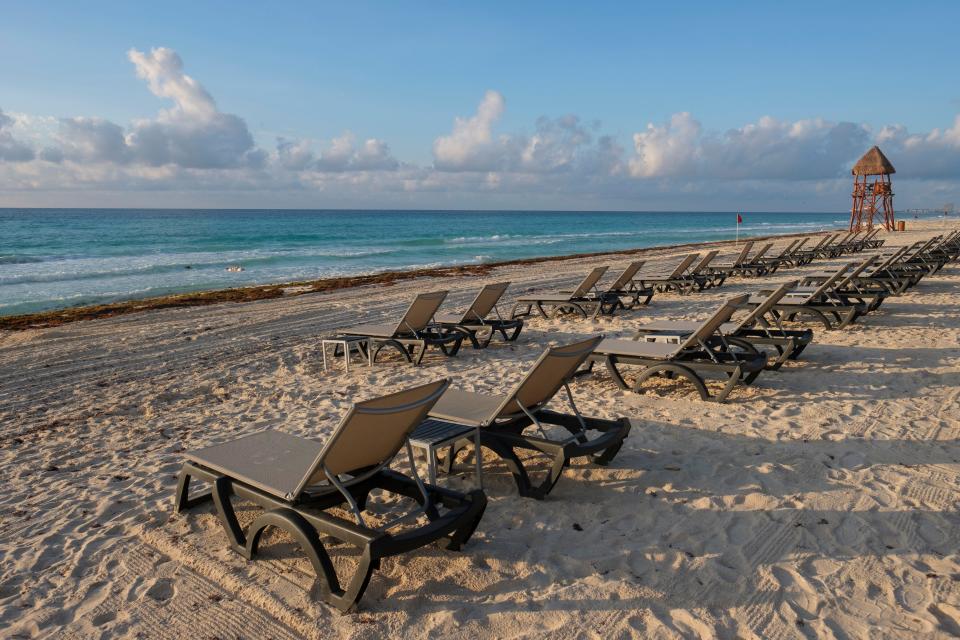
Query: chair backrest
[
  {"left": 667, "top": 253, "right": 699, "bottom": 278},
  {"left": 790, "top": 237, "right": 810, "bottom": 253},
  {"left": 774, "top": 239, "right": 799, "bottom": 258},
  {"left": 802, "top": 263, "right": 853, "bottom": 300},
  {"left": 910, "top": 236, "right": 940, "bottom": 258},
  {"left": 608, "top": 261, "right": 645, "bottom": 290},
  {"left": 690, "top": 250, "right": 719, "bottom": 274},
  {"left": 836, "top": 254, "right": 880, "bottom": 288},
  {"left": 490, "top": 337, "right": 603, "bottom": 422},
  {"left": 730, "top": 281, "right": 798, "bottom": 331},
  {"left": 750, "top": 242, "right": 774, "bottom": 262},
  {"left": 676, "top": 294, "right": 750, "bottom": 351},
  {"left": 871, "top": 245, "right": 909, "bottom": 271},
  {"left": 808, "top": 235, "right": 830, "bottom": 251},
  {"left": 392, "top": 290, "right": 448, "bottom": 335},
  {"left": 296, "top": 379, "right": 450, "bottom": 495},
  {"left": 458, "top": 282, "right": 510, "bottom": 322},
  {"left": 825, "top": 233, "right": 843, "bottom": 247},
  {"left": 571, "top": 266, "right": 609, "bottom": 297},
  {"left": 729, "top": 241, "right": 754, "bottom": 266}
]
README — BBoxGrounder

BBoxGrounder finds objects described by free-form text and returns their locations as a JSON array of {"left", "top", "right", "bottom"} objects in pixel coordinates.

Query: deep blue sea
[{"left": 0, "top": 209, "right": 864, "bottom": 316}]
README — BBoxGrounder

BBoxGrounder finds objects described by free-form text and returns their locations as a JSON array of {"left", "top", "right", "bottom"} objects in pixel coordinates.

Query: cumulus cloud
[
  {"left": 315, "top": 132, "right": 398, "bottom": 171},
  {"left": 432, "top": 92, "right": 623, "bottom": 175},
  {"left": 275, "top": 138, "right": 315, "bottom": 171},
  {"left": 0, "top": 108, "right": 35, "bottom": 162},
  {"left": 274, "top": 132, "right": 398, "bottom": 172},
  {"left": 629, "top": 113, "right": 871, "bottom": 180},
  {"left": 5, "top": 48, "right": 960, "bottom": 210},
  {"left": 58, "top": 117, "right": 128, "bottom": 163},
  {"left": 433, "top": 90, "right": 507, "bottom": 170},
  {"left": 875, "top": 115, "right": 960, "bottom": 178},
  {"left": 629, "top": 112, "right": 702, "bottom": 178},
  {"left": 128, "top": 47, "right": 217, "bottom": 119},
  {"left": 54, "top": 47, "right": 262, "bottom": 169}
]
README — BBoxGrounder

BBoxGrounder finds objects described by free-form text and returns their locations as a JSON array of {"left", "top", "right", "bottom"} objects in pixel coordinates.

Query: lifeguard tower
[{"left": 849, "top": 146, "right": 895, "bottom": 232}]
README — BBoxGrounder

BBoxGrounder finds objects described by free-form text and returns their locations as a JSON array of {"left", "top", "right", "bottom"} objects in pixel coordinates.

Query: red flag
[{"left": 737, "top": 213, "right": 743, "bottom": 224}]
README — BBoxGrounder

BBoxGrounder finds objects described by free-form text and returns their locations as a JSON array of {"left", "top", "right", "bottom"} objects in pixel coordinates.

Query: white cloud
[
  {"left": 127, "top": 47, "right": 217, "bottom": 119},
  {"left": 274, "top": 138, "right": 315, "bottom": 171},
  {"left": 629, "top": 113, "right": 871, "bottom": 180},
  {"left": 274, "top": 131, "right": 398, "bottom": 172},
  {"left": 314, "top": 131, "right": 398, "bottom": 171},
  {"left": 875, "top": 115, "right": 960, "bottom": 178},
  {"left": 433, "top": 90, "right": 508, "bottom": 170},
  {"left": 58, "top": 117, "right": 128, "bottom": 163},
  {"left": 432, "top": 92, "right": 623, "bottom": 175},
  {"left": 4, "top": 48, "right": 960, "bottom": 211},
  {"left": 629, "top": 112, "right": 702, "bottom": 178},
  {"left": 52, "top": 47, "right": 262, "bottom": 169},
  {"left": 0, "top": 108, "right": 35, "bottom": 162}
]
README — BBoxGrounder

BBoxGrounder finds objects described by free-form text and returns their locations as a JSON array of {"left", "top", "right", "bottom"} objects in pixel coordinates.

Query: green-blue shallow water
[{"left": 0, "top": 209, "right": 862, "bottom": 316}]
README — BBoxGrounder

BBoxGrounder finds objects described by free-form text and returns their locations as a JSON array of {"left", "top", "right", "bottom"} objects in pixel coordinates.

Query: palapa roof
[{"left": 852, "top": 146, "right": 895, "bottom": 175}]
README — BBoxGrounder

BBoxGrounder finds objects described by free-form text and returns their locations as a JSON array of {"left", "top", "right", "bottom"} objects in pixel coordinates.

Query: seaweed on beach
[{"left": 0, "top": 230, "right": 828, "bottom": 331}]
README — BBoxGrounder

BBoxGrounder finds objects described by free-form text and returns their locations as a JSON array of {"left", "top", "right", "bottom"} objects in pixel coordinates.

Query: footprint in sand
[
  {"left": 838, "top": 451, "right": 867, "bottom": 470},
  {"left": 91, "top": 610, "right": 117, "bottom": 627},
  {"left": 144, "top": 578, "right": 175, "bottom": 603},
  {"left": 916, "top": 518, "right": 949, "bottom": 551},
  {"left": 835, "top": 515, "right": 865, "bottom": 548},
  {"left": 771, "top": 566, "right": 821, "bottom": 619}
]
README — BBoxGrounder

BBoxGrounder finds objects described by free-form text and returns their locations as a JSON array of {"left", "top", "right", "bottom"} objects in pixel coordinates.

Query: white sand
[{"left": 2, "top": 221, "right": 959, "bottom": 639}]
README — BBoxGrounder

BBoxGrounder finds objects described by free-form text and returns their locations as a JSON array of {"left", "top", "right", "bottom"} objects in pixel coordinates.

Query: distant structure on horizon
[{"left": 849, "top": 146, "right": 896, "bottom": 232}]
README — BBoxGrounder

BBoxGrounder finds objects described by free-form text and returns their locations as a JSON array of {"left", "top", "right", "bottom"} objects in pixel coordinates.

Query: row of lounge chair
[{"left": 174, "top": 230, "right": 958, "bottom": 612}]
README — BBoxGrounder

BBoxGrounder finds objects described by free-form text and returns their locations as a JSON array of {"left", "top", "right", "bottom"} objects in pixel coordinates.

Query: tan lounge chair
[
  {"left": 174, "top": 380, "right": 487, "bottom": 612},
  {"left": 510, "top": 266, "right": 612, "bottom": 320},
  {"left": 434, "top": 282, "right": 524, "bottom": 348},
  {"left": 413, "top": 337, "right": 630, "bottom": 498},
  {"left": 340, "top": 291, "right": 464, "bottom": 365},
  {"left": 585, "top": 296, "right": 769, "bottom": 402}
]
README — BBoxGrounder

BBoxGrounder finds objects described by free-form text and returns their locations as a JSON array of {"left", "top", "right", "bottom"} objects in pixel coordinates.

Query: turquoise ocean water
[{"left": 0, "top": 209, "right": 866, "bottom": 317}]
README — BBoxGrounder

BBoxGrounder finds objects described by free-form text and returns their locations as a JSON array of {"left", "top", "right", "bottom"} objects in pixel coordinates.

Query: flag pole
[{"left": 736, "top": 212, "right": 740, "bottom": 245}]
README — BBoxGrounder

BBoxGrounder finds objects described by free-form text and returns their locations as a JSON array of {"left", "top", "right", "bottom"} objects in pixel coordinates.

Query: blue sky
[{"left": 1, "top": 1, "right": 959, "bottom": 210}]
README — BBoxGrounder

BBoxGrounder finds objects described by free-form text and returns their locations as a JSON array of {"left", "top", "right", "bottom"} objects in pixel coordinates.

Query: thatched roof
[{"left": 852, "top": 146, "right": 895, "bottom": 175}]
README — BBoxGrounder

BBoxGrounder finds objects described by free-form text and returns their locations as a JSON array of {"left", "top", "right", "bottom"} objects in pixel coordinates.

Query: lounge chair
[
  {"left": 861, "top": 228, "right": 885, "bottom": 249},
  {"left": 584, "top": 296, "right": 769, "bottom": 402},
  {"left": 706, "top": 242, "right": 755, "bottom": 279},
  {"left": 340, "top": 291, "right": 464, "bottom": 365},
  {"left": 510, "top": 266, "right": 612, "bottom": 320},
  {"left": 413, "top": 337, "right": 631, "bottom": 498},
  {"left": 559, "top": 260, "right": 655, "bottom": 313},
  {"left": 636, "top": 254, "right": 701, "bottom": 294},
  {"left": 434, "top": 282, "right": 524, "bottom": 349},
  {"left": 820, "top": 245, "right": 916, "bottom": 295},
  {"left": 783, "top": 237, "right": 812, "bottom": 266},
  {"left": 816, "top": 233, "right": 849, "bottom": 259},
  {"left": 789, "top": 235, "right": 832, "bottom": 265},
  {"left": 744, "top": 263, "right": 866, "bottom": 330},
  {"left": 816, "top": 242, "right": 932, "bottom": 296},
  {"left": 793, "top": 254, "right": 889, "bottom": 312},
  {"left": 928, "top": 231, "right": 960, "bottom": 265},
  {"left": 687, "top": 250, "right": 724, "bottom": 288},
  {"left": 603, "top": 260, "right": 657, "bottom": 309},
  {"left": 174, "top": 380, "right": 487, "bottom": 612},
  {"left": 730, "top": 242, "right": 774, "bottom": 277},
  {"left": 754, "top": 239, "right": 801, "bottom": 273},
  {"left": 632, "top": 281, "right": 812, "bottom": 370}
]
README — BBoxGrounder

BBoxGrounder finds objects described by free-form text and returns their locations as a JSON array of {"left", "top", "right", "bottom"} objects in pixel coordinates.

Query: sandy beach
[{"left": 2, "top": 220, "right": 959, "bottom": 639}]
